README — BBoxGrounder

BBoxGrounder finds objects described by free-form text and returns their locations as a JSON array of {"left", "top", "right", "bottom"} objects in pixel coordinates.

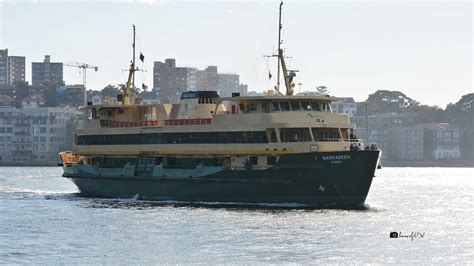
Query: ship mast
[
  {"left": 276, "top": 1, "right": 283, "bottom": 95},
  {"left": 276, "top": 1, "right": 295, "bottom": 96},
  {"left": 122, "top": 24, "right": 137, "bottom": 105}
]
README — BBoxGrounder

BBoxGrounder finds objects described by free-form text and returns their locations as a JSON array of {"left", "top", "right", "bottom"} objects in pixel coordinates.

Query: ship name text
[{"left": 322, "top": 155, "right": 351, "bottom": 160}]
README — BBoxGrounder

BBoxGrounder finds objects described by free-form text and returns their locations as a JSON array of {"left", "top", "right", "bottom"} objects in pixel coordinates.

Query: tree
[
  {"left": 409, "top": 105, "right": 447, "bottom": 125},
  {"left": 86, "top": 89, "right": 101, "bottom": 102},
  {"left": 360, "top": 90, "right": 419, "bottom": 115},
  {"left": 36, "top": 81, "right": 64, "bottom": 107},
  {"left": 13, "top": 81, "right": 29, "bottom": 98},
  {"left": 101, "top": 84, "right": 121, "bottom": 98},
  {"left": 446, "top": 93, "right": 474, "bottom": 160},
  {"left": 138, "top": 90, "right": 157, "bottom": 101},
  {"left": 9, "top": 81, "right": 29, "bottom": 107},
  {"left": 446, "top": 93, "right": 474, "bottom": 128}
]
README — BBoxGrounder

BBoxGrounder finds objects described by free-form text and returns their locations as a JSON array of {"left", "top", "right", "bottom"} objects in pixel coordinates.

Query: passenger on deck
[
  {"left": 243, "top": 159, "right": 252, "bottom": 170},
  {"left": 349, "top": 130, "right": 357, "bottom": 140}
]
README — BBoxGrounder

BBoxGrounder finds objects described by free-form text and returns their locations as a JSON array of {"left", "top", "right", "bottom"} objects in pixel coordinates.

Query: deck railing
[
  {"left": 164, "top": 118, "right": 212, "bottom": 126},
  {"left": 100, "top": 120, "right": 163, "bottom": 128},
  {"left": 99, "top": 118, "right": 213, "bottom": 128}
]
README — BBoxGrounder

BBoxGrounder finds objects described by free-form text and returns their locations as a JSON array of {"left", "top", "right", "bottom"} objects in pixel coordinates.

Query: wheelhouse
[{"left": 216, "top": 95, "right": 338, "bottom": 115}]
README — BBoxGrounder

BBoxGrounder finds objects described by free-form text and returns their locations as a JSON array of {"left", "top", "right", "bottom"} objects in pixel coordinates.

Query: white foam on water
[
  {"left": 131, "top": 193, "right": 140, "bottom": 201},
  {"left": 0, "top": 187, "right": 76, "bottom": 195}
]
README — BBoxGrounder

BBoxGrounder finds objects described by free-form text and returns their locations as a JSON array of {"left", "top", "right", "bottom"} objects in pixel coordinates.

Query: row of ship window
[
  {"left": 76, "top": 128, "right": 344, "bottom": 145},
  {"left": 239, "top": 101, "right": 332, "bottom": 113},
  {"left": 88, "top": 156, "right": 277, "bottom": 168},
  {"left": 77, "top": 131, "right": 268, "bottom": 145}
]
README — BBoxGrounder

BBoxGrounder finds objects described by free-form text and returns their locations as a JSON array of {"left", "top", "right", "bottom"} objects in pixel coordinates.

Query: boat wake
[
  {"left": 1, "top": 188, "right": 76, "bottom": 195},
  {"left": 0, "top": 187, "right": 80, "bottom": 201},
  {"left": 2, "top": 187, "right": 377, "bottom": 211},
  {"left": 78, "top": 196, "right": 373, "bottom": 211}
]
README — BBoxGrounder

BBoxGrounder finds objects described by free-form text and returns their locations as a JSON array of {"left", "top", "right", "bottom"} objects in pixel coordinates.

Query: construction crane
[{"left": 64, "top": 62, "right": 99, "bottom": 106}]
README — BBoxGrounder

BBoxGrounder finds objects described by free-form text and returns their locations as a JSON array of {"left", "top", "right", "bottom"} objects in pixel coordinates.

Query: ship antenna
[
  {"left": 276, "top": 1, "right": 283, "bottom": 94},
  {"left": 122, "top": 24, "right": 137, "bottom": 105},
  {"left": 276, "top": 1, "right": 295, "bottom": 96}
]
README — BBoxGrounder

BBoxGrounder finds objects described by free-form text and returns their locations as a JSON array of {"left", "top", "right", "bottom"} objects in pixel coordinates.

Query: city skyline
[{"left": 1, "top": 1, "right": 472, "bottom": 107}]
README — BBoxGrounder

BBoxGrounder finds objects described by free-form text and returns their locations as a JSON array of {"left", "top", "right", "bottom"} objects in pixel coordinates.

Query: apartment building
[
  {"left": 0, "top": 106, "right": 79, "bottom": 165},
  {"left": 32, "top": 55, "right": 63, "bottom": 85}
]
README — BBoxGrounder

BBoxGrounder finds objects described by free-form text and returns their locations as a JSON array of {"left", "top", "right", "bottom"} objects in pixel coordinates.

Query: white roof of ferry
[
  {"left": 218, "top": 95, "right": 343, "bottom": 102},
  {"left": 79, "top": 95, "right": 343, "bottom": 109}
]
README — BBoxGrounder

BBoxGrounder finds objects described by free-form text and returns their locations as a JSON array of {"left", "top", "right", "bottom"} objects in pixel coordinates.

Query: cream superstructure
[
  {"left": 70, "top": 92, "right": 361, "bottom": 168},
  {"left": 67, "top": 8, "right": 364, "bottom": 168}
]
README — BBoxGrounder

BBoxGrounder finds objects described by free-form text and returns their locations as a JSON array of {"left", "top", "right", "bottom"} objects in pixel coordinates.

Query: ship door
[
  {"left": 136, "top": 156, "right": 155, "bottom": 176},
  {"left": 266, "top": 128, "right": 277, "bottom": 143}
]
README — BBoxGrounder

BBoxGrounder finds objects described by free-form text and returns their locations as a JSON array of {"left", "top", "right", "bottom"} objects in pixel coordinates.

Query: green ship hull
[{"left": 63, "top": 150, "right": 380, "bottom": 207}]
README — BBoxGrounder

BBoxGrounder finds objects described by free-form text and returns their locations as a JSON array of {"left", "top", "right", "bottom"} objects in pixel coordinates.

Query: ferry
[{"left": 60, "top": 2, "right": 381, "bottom": 207}]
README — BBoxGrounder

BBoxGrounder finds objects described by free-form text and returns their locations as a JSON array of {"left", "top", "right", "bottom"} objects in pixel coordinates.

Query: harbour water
[{"left": 0, "top": 167, "right": 472, "bottom": 264}]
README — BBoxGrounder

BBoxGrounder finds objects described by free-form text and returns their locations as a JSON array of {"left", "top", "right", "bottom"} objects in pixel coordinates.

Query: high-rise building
[
  {"left": 153, "top": 58, "right": 249, "bottom": 101},
  {"left": 0, "top": 49, "right": 25, "bottom": 100},
  {"left": 0, "top": 49, "right": 8, "bottom": 88},
  {"left": 8, "top": 56, "right": 26, "bottom": 86},
  {"left": 196, "top": 66, "right": 218, "bottom": 92},
  {"left": 201, "top": 69, "right": 248, "bottom": 96},
  {"left": 217, "top": 73, "right": 240, "bottom": 97},
  {"left": 153, "top": 59, "right": 197, "bottom": 103},
  {"left": 237, "top": 83, "right": 248, "bottom": 96},
  {"left": 32, "top": 55, "right": 63, "bottom": 85}
]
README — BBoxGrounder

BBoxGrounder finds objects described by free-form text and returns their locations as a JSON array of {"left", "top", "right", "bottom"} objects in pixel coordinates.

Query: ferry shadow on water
[{"left": 74, "top": 194, "right": 375, "bottom": 212}]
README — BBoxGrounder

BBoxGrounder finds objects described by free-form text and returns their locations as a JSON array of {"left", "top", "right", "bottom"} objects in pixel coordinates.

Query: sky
[{"left": 0, "top": 0, "right": 472, "bottom": 108}]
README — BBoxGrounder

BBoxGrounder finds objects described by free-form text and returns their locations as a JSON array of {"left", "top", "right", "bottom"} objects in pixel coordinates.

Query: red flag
[
  {"left": 268, "top": 71, "right": 272, "bottom": 80},
  {"left": 139, "top": 52, "right": 145, "bottom": 62}
]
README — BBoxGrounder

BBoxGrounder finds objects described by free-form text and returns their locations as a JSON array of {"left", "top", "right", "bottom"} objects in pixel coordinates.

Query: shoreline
[{"left": 381, "top": 160, "right": 473, "bottom": 168}]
